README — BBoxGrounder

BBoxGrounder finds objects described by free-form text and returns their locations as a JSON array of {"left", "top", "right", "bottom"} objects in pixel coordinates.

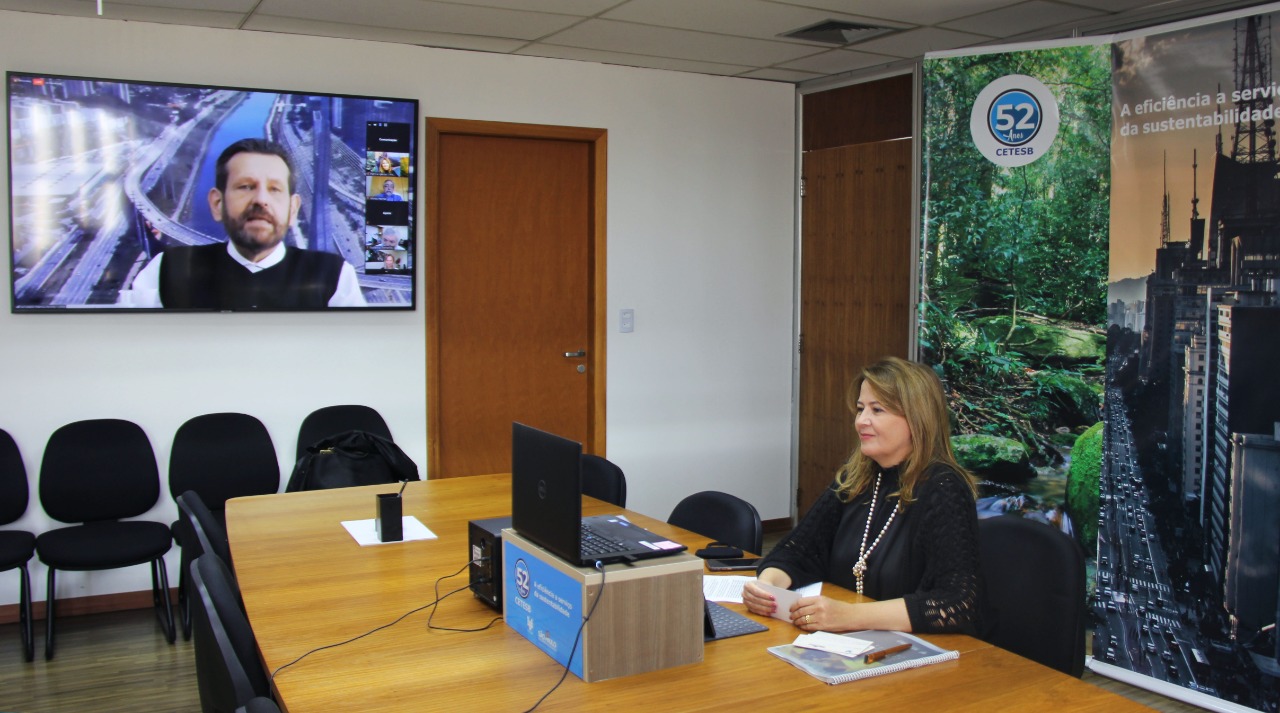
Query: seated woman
[{"left": 744, "top": 356, "right": 983, "bottom": 635}]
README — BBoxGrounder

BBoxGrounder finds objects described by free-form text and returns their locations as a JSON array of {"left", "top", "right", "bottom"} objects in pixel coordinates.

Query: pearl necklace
[{"left": 852, "top": 472, "right": 898, "bottom": 595}]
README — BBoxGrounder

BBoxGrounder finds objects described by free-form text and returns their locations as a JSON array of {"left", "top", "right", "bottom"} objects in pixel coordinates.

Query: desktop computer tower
[{"left": 468, "top": 516, "right": 512, "bottom": 611}]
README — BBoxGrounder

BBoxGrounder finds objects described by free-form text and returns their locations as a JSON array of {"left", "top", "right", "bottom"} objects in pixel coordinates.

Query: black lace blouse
[{"left": 757, "top": 463, "right": 983, "bottom": 634}]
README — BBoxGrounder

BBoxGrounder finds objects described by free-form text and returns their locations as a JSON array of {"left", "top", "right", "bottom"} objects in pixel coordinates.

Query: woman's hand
[
  {"left": 790, "top": 595, "right": 858, "bottom": 632},
  {"left": 743, "top": 567, "right": 791, "bottom": 617}
]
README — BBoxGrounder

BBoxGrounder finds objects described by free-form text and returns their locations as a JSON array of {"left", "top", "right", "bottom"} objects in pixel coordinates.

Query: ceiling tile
[
  {"left": 255, "top": 0, "right": 581, "bottom": 40},
  {"left": 600, "top": 0, "right": 907, "bottom": 43},
  {"left": 0, "top": 0, "right": 245, "bottom": 24},
  {"left": 852, "top": 25, "right": 994, "bottom": 58},
  {"left": 434, "top": 0, "right": 618, "bottom": 15},
  {"left": 245, "top": 14, "right": 529, "bottom": 52},
  {"left": 1067, "top": 0, "right": 1186, "bottom": 10},
  {"left": 768, "top": 0, "right": 1022, "bottom": 25},
  {"left": 546, "top": 18, "right": 826, "bottom": 65},
  {"left": 516, "top": 43, "right": 755, "bottom": 76},
  {"left": 100, "top": 0, "right": 258, "bottom": 9},
  {"left": 941, "top": 1, "right": 1106, "bottom": 36},
  {"left": 740, "top": 67, "right": 825, "bottom": 83},
  {"left": 779, "top": 48, "right": 902, "bottom": 74}
]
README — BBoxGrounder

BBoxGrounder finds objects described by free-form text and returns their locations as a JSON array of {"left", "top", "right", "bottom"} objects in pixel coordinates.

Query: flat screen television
[{"left": 6, "top": 71, "right": 418, "bottom": 312}]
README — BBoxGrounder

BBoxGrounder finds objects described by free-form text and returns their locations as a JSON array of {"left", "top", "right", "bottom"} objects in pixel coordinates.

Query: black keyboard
[
  {"left": 705, "top": 601, "right": 768, "bottom": 641},
  {"left": 580, "top": 523, "right": 626, "bottom": 557}
]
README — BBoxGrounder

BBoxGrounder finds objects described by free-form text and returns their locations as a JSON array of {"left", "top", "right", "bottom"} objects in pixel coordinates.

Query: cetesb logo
[
  {"left": 514, "top": 559, "right": 531, "bottom": 598},
  {"left": 968, "top": 74, "right": 1059, "bottom": 167}
]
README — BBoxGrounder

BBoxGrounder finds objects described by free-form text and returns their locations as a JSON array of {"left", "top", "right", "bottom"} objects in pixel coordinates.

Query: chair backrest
[
  {"left": 171, "top": 413, "right": 280, "bottom": 511},
  {"left": 0, "top": 428, "right": 28, "bottom": 526},
  {"left": 295, "top": 405, "right": 392, "bottom": 462},
  {"left": 191, "top": 554, "right": 269, "bottom": 713},
  {"left": 581, "top": 454, "right": 626, "bottom": 507},
  {"left": 236, "top": 698, "right": 281, "bottom": 713},
  {"left": 40, "top": 419, "right": 159, "bottom": 524},
  {"left": 667, "top": 491, "right": 763, "bottom": 554},
  {"left": 977, "top": 514, "right": 1086, "bottom": 677},
  {"left": 178, "top": 491, "right": 234, "bottom": 571}
]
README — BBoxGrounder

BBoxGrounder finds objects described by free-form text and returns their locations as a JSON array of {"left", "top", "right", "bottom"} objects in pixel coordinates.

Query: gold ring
[{"left": 804, "top": 614, "right": 811, "bottom": 624}]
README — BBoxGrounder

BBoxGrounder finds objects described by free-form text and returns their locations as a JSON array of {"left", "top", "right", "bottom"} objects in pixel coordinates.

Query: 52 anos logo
[{"left": 968, "top": 74, "right": 1059, "bottom": 167}]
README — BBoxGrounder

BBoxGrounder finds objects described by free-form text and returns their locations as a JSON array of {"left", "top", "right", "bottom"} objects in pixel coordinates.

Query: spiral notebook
[{"left": 768, "top": 630, "right": 958, "bottom": 684}]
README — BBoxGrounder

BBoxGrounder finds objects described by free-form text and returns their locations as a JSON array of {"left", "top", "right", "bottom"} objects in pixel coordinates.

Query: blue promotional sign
[{"left": 504, "top": 538, "right": 587, "bottom": 678}]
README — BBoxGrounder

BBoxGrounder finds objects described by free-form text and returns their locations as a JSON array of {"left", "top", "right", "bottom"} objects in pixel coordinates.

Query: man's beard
[{"left": 224, "top": 203, "right": 287, "bottom": 253}]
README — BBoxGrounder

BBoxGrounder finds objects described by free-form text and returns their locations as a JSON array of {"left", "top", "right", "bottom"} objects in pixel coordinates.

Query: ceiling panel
[
  {"left": 514, "top": 43, "right": 756, "bottom": 77},
  {"left": 0, "top": 0, "right": 1272, "bottom": 85},
  {"left": 545, "top": 18, "right": 826, "bottom": 66},
  {"left": 767, "top": 0, "right": 1033, "bottom": 25},
  {"left": 600, "top": 0, "right": 907, "bottom": 43},
  {"left": 941, "top": 1, "right": 1105, "bottom": 37},
  {"left": 256, "top": 0, "right": 583, "bottom": 39},
  {"left": 851, "top": 25, "right": 995, "bottom": 58},
  {"left": 244, "top": 14, "right": 531, "bottom": 53}
]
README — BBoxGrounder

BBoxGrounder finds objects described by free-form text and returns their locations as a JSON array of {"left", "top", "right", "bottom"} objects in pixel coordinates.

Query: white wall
[{"left": 0, "top": 10, "right": 797, "bottom": 605}]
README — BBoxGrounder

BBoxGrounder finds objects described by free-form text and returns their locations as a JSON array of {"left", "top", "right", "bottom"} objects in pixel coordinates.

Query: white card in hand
[
  {"left": 793, "top": 631, "right": 874, "bottom": 658},
  {"left": 755, "top": 580, "right": 822, "bottom": 623}
]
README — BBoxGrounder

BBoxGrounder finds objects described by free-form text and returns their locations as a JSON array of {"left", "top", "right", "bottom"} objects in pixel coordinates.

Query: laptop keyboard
[
  {"left": 580, "top": 522, "right": 628, "bottom": 557},
  {"left": 706, "top": 601, "right": 768, "bottom": 640}
]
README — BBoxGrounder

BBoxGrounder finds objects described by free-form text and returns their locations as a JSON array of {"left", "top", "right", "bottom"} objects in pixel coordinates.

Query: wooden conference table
[{"left": 226, "top": 474, "right": 1150, "bottom": 712}]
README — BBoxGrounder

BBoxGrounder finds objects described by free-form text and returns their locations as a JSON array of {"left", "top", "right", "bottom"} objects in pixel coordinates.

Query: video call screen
[{"left": 6, "top": 71, "right": 419, "bottom": 312}]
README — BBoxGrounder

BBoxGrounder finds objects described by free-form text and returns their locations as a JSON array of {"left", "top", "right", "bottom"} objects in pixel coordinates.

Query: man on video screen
[
  {"left": 122, "top": 138, "right": 365, "bottom": 309},
  {"left": 370, "top": 178, "right": 405, "bottom": 202}
]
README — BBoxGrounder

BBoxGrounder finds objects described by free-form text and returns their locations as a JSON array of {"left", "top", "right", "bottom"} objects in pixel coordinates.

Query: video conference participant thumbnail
[
  {"left": 369, "top": 177, "right": 406, "bottom": 202},
  {"left": 121, "top": 139, "right": 366, "bottom": 309},
  {"left": 367, "top": 151, "right": 407, "bottom": 176}
]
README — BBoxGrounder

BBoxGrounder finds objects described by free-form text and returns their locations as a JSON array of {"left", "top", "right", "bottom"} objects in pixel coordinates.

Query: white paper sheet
[
  {"left": 755, "top": 580, "right": 823, "bottom": 622},
  {"left": 702, "top": 576, "right": 823, "bottom": 621},
  {"left": 703, "top": 575, "right": 753, "bottom": 602},
  {"left": 341, "top": 516, "right": 437, "bottom": 546}
]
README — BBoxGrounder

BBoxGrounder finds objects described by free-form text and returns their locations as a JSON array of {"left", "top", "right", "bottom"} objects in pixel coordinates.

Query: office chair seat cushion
[
  {"left": 36, "top": 521, "right": 171, "bottom": 570},
  {"left": 0, "top": 529, "right": 36, "bottom": 570}
]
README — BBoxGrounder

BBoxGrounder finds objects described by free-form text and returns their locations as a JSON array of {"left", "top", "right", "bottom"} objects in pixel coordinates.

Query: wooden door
[
  {"left": 797, "top": 139, "right": 912, "bottom": 515},
  {"left": 426, "top": 119, "right": 607, "bottom": 478}
]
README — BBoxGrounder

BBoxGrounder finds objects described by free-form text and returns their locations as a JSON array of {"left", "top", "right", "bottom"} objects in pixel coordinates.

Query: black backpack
[{"left": 286, "top": 430, "right": 419, "bottom": 492}]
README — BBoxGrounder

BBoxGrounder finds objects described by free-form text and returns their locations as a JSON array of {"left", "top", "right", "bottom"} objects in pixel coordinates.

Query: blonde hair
[{"left": 833, "top": 357, "right": 976, "bottom": 506}]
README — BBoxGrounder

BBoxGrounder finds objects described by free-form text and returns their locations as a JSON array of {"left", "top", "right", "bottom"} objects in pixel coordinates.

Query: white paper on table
[
  {"left": 755, "top": 580, "right": 823, "bottom": 623},
  {"left": 793, "top": 631, "right": 875, "bottom": 657},
  {"left": 703, "top": 575, "right": 753, "bottom": 603},
  {"left": 341, "top": 516, "right": 437, "bottom": 546}
]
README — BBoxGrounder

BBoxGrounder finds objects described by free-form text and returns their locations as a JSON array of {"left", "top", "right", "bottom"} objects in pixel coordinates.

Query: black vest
[{"left": 158, "top": 243, "right": 345, "bottom": 310}]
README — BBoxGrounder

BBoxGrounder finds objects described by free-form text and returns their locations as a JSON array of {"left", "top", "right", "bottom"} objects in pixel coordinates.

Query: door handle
[{"left": 564, "top": 351, "right": 587, "bottom": 358}]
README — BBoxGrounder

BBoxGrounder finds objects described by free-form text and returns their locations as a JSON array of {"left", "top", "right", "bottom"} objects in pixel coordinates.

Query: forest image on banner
[{"left": 920, "top": 45, "right": 1111, "bottom": 548}]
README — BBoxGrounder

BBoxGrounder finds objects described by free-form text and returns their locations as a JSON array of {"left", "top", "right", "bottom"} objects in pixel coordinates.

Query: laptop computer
[{"left": 510, "top": 422, "right": 687, "bottom": 566}]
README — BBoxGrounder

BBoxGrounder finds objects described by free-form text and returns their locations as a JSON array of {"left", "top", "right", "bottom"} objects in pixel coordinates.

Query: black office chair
[
  {"left": 177, "top": 491, "right": 236, "bottom": 590},
  {"left": 0, "top": 429, "right": 36, "bottom": 661},
  {"left": 295, "top": 405, "right": 392, "bottom": 463},
  {"left": 35, "top": 419, "right": 175, "bottom": 659},
  {"left": 171, "top": 413, "right": 279, "bottom": 639},
  {"left": 978, "top": 514, "right": 1087, "bottom": 677},
  {"left": 581, "top": 454, "right": 627, "bottom": 507},
  {"left": 191, "top": 553, "right": 271, "bottom": 713},
  {"left": 667, "top": 491, "right": 763, "bottom": 555},
  {"left": 236, "top": 699, "right": 281, "bottom": 713}
]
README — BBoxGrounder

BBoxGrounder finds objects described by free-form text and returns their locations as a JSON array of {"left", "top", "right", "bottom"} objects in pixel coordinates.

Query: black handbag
[{"left": 286, "top": 430, "right": 419, "bottom": 492}]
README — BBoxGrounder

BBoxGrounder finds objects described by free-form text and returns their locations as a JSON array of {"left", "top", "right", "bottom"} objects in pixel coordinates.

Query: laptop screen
[{"left": 511, "top": 422, "right": 583, "bottom": 563}]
